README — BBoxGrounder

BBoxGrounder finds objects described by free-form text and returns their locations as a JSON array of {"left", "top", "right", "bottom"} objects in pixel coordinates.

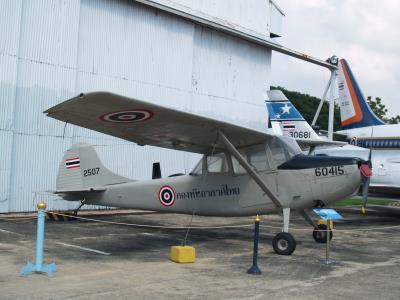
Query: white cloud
[{"left": 271, "top": 0, "right": 400, "bottom": 117}]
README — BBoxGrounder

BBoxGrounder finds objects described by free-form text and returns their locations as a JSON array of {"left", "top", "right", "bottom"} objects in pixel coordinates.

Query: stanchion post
[
  {"left": 325, "top": 219, "right": 331, "bottom": 265},
  {"left": 20, "top": 202, "right": 57, "bottom": 278},
  {"left": 247, "top": 215, "right": 262, "bottom": 275}
]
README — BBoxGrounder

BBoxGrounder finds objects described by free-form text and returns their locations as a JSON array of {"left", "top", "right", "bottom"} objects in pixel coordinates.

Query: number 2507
[{"left": 83, "top": 167, "right": 100, "bottom": 177}]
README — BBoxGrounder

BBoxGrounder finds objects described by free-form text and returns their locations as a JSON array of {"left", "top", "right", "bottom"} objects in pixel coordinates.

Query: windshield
[
  {"left": 268, "top": 136, "right": 301, "bottom": 167},
  {"left": 279, "top": 136, "right": 302, "bottom": 156},
  {"left": 190, "top": 157, "right": 203, "bottom": 175}
]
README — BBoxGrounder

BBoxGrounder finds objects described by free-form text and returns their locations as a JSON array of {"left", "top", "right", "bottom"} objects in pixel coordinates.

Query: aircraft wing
[
  {"left": 318, "top": 130, "right": 349, "bottom": 142},
  {"left": 45, "top": 92, "right": 271, "bottom": 154}
]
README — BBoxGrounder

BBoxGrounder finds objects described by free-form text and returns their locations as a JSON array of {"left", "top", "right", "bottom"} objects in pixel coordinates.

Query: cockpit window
[
  {"left": 207, "top": 153, "right": 229, "bottom": 173},
  {"left": 268, "top": 136, "right": 301, "bottom": 167},
  {"left": 232, "top": 144, "right": 270, "bottom": 174}
]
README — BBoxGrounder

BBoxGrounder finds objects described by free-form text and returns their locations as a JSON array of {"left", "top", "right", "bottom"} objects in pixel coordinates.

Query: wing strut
[{"left": 218, "top": 130, "right": 283, "bottom": 209}]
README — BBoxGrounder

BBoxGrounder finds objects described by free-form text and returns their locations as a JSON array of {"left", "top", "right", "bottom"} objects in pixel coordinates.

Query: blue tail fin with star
[{"left": 266, "top": 90, "right": 320, "bottom": 140}]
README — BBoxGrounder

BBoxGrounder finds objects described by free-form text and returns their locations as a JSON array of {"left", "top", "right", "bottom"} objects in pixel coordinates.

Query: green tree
[
  {"left": 366, "top": 96, "right": 387, "bottom": 120},
  {"left": 388, "top": 115, "right": 400, "bottom": 124},
  {"left": 366, "top": 96, "right": 399, "bottom": 124}
]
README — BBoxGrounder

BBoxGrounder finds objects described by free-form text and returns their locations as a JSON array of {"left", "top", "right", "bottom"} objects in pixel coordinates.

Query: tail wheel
[
  {"left": 272, "top": 232, "right": 296, "bottom": 256},
  {"left": 312, "top": 224, "right": 333, "bottom": 243}
]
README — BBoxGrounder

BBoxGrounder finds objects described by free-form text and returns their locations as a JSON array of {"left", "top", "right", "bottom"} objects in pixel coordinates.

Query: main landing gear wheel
[
  {"left": 312, "top": 224, "right": 333, "bottom": 243},
  {"left": 272, "top": 232, "right": 296, "bottom": 255}
]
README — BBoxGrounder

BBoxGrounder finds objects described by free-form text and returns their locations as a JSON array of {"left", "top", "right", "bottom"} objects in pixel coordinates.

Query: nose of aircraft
[
  {"left": 279, "top": 154, "right": 362, "bottom": 206},
  {"left": 278, "top": 154, "right": 360, "bottom": 170}
]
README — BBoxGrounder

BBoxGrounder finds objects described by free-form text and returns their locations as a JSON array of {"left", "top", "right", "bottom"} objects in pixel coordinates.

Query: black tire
[
  {"left": 272, "top": 232, "right": 296, "bottom": 255},
  {"left": 312, "top": 224, "right": 333, "bottom": 243}
]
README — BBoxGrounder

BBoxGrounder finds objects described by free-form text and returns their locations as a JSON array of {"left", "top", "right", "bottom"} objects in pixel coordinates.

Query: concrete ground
[{"left": 1, "top": 208, "right": 400, "bottom": 300}]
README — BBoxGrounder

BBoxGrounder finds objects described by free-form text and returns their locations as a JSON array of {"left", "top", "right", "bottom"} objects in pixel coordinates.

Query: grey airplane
[{"left": 45, "top": 92, "right": 362, "bottom": 255}]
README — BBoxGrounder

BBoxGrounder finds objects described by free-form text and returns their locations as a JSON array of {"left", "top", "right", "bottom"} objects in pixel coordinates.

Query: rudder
[{"left": 337, "top": 59, "right": 384, "bottom": 130}]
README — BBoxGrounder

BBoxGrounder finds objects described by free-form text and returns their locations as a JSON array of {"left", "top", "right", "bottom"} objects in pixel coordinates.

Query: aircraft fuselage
[
  {"left": 338, "top": 124, "right": 400, "bottom": 194},
  {"left": 82, "top": 163, "right": 361, "bottom": 217}
]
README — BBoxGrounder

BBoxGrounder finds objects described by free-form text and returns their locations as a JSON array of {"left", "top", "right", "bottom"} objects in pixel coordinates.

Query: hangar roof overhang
[{"left": 134, "top": 0, "right": 337, "bottom": 71}]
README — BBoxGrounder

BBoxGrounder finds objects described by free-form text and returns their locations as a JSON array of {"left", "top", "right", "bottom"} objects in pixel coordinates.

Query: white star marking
[
  {"left": 275, "top": 113, "right": 281, "bottom": 119},
  {"left": 281, "top": 103, "right": 291, "bottom": 114}
]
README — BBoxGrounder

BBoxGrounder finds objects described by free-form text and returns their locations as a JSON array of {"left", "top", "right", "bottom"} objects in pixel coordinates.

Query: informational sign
[{"left": 313, "top": 208, "right": 343, "bottom": 220}]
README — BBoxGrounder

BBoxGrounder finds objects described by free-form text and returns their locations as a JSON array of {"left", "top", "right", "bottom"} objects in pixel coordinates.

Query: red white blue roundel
[
  {"left": 158, "top": 185, "right": 176, "bottom": 207},
  {"left": 100, "top": 109, "right": 153, "bottom": 123}
]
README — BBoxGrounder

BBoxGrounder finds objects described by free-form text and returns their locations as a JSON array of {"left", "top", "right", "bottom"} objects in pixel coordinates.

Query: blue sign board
[{"left": 313, "top": 208, "right": 343, "bottom": 220}]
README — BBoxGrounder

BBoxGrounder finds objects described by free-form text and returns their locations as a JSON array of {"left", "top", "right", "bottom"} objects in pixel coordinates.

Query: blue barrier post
[
  {"left": 20, "top": 202, "right": 57, "bottom": 278},
  {"left": 247, "top": 215, "right": 262, "bottom": 275}
]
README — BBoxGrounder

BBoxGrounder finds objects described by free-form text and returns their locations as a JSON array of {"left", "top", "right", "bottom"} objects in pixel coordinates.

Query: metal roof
[{"left": 135, "top": 0, "right": 337, "bottom": 70}]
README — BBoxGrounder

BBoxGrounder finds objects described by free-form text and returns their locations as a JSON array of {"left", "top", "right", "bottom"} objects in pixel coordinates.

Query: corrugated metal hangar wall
[{"left": 0, "top": 0, "right": 283, "bottom": 213}]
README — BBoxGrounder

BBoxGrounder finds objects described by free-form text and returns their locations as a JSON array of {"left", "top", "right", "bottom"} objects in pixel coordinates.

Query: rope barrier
[
  {"left": 48, "top": 212, "right": 400, "bottom": 233},
  {"left": 0, "top": 216, "right": 37, "bottom": 221},
  {"left": 260, "top": 224, "right": 400, "bottom": 232},
  {"left": 49, "top": 212, "right": 253, "bottom": 229}
]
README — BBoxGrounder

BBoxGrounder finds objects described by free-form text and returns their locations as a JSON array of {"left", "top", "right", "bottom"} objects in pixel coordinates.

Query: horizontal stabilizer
[
  {"left": 53, "top": 186, "right": 107, "bottom": 194},
  {"left": 296, "top": 139, "right": 347, "bottom": 147}
]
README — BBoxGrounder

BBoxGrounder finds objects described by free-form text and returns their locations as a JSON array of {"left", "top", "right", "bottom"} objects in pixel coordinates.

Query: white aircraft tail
[
  {"left": 266, "top": 90, "right": 320, "bottom": 140},
  {"left": 56, "top": 143, "right": 132, "bottom": 192},
  {"left": 337, "top": 58, "right": 384, "bottom": 130}
]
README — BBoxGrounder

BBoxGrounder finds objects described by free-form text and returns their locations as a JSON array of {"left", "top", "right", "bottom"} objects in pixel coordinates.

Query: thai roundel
[
  {"left": 100, "top": 109, "right": 153, "bottom": 123},
  {"left": 158, "top": 185, "right": 176, "bottom": 207}
]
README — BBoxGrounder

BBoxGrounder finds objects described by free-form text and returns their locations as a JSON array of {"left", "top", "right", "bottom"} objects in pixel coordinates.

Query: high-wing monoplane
[{"left": 45, "top": 92, "right": 362, "bottom": 255}]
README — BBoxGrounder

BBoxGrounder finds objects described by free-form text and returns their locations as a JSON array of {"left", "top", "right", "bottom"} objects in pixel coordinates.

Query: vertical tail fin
[
  {"left": 265, "top": 90, "right": 320, "bottom": 140},
  {"left": 56, "top": 143, "right": 132, "bottom": 192},
  {"left": 337, "top": 59, "right": 384, "bottom": 129}
]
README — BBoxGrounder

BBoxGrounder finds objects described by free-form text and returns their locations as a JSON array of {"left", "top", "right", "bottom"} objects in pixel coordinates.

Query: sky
[{"left": 270, "top": 0, "right": 400, "bottom": 117}]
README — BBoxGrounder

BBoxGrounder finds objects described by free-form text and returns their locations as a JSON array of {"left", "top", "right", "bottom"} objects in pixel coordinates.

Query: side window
[
  {"left": 232, "top": 156, "right": 247, "bottom": 175},
  {"left": 207, "top": 153, "right": 229, "bottom": 173},
  {"left": 246, "top": 145, "right": 270, "bottom": 171}
]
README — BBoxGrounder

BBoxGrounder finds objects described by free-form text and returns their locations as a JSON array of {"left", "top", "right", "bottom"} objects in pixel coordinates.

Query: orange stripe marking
[{"left": 340, "top": 60, "right": 363, "bottom": 126}]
